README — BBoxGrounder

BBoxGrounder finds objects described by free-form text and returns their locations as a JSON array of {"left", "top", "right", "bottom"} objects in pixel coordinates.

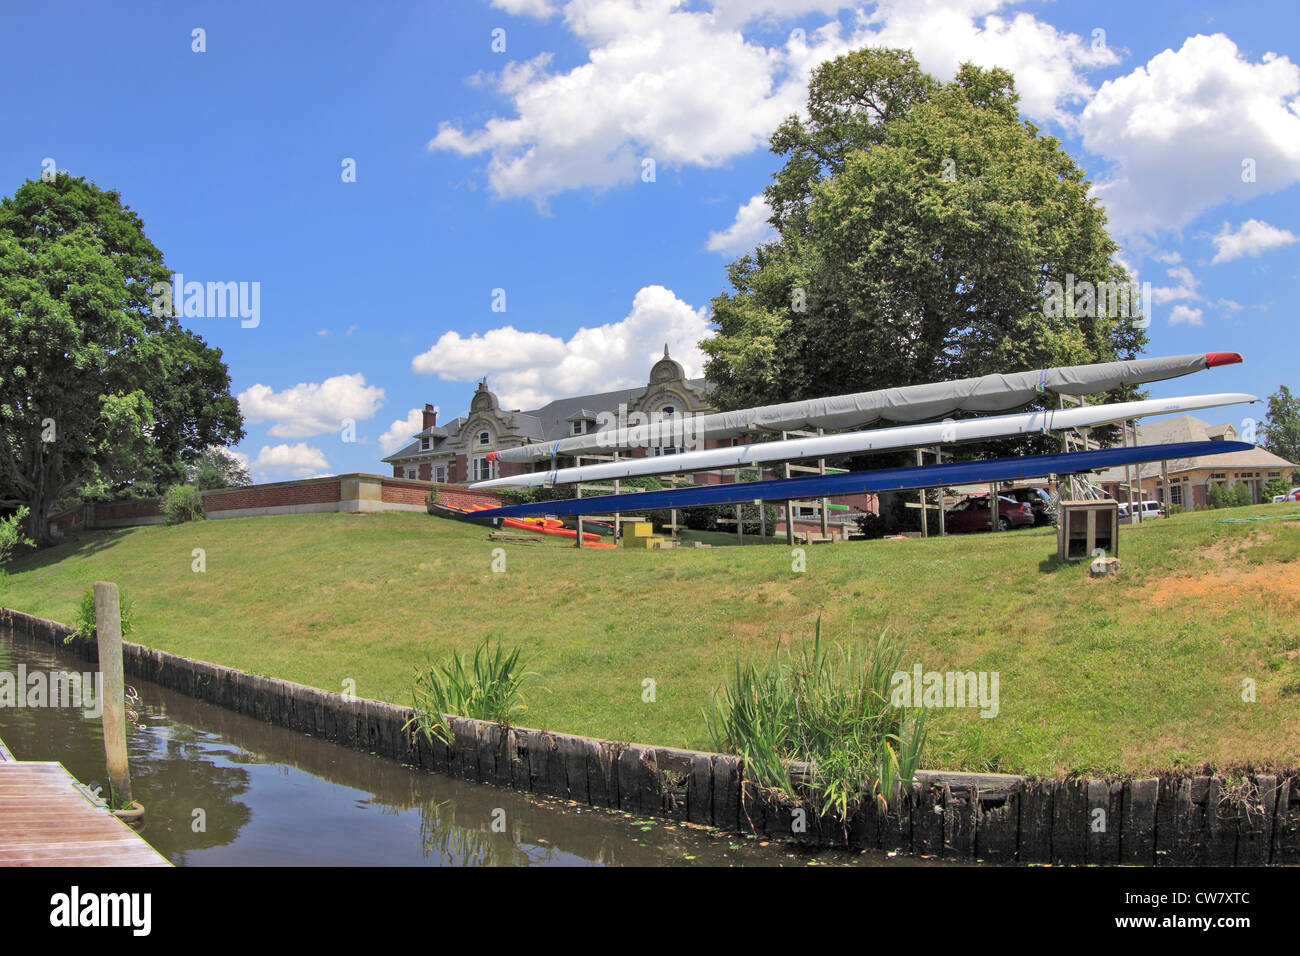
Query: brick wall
[
  {"left": 380, "top": 478, "right": 431, "bottom": 507},
  {"left": 94, "top": 498, "right": 164, "bottom": 521},
  {"left": 204, "top": 478, "right": 342, "bottom": 513},
  {"left": 435, "top": 487, "right": 505, "bottom": 511}
]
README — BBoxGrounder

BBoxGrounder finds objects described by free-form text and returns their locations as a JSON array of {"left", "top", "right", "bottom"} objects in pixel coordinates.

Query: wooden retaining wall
[{"left": 3, "top": 606, "right": 1296, "bottom": 865}]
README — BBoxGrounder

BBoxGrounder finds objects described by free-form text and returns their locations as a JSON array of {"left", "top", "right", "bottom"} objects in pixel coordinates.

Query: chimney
[{"left": 422, "top": 404, "right": 438, "bottom": 430}]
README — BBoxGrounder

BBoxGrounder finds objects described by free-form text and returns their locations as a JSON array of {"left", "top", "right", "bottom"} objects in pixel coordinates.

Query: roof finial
[{"left": 663, "top": 343, "right": 669, "bottom": 358}]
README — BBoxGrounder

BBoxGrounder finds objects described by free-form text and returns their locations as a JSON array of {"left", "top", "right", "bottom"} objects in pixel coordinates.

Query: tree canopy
[
  {"left": 702, "top": 49, "right": 1148, "bottom": 429},
  {"left": 0, "top": 174, "right": 243, "bottom": 543},
  {"left": 1261, "top": 385, "right": 1300, "bottom": 467}
]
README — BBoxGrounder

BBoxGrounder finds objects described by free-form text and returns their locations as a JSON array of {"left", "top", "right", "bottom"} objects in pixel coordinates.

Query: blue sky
[{"left": 2, "top": 0, "right": 1297, "bottom": 480}]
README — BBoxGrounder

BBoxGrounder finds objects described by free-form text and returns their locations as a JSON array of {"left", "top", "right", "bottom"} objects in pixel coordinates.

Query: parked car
[
  {"left": 1003, "top": 487, "right": 1057, "bottom": 527},
  {"left": 945, "top": 494, "right": 1035, "bottom": 533},
  {"left": 1117, "top": 500, "right": 1164, "bottom": 519}
]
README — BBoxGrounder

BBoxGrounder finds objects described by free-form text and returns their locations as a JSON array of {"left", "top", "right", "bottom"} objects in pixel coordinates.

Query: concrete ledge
[{"left": 4, "top": 605, "right": 1295, "bottom": 864}]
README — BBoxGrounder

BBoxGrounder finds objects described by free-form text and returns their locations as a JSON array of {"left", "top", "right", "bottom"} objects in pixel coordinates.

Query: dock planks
[{"left": 0, "top": 761, "right": 170, "bottom": 867}]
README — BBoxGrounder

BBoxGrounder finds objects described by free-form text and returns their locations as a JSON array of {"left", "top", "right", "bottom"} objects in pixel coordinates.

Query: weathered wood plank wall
[{"left": 4, "top": 607, "right": 1295, "bottom": 864}]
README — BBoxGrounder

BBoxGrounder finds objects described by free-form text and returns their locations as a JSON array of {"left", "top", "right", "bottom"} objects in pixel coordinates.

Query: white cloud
[
  {"left": 431, "top": 0, "right": 1114, "bottom": 201},
  {"left": 411, "top": 284, "right": 712, "bottom": 409},
  {"left": 861, "top": 0, "right": 1117, "bottom": 127},
  {"left": 238, "top": 373, "right": 386, "bottom": 439},
  {"left": 1210, "top": 219, "right": 1299, "bottom": 264},
  {"left": 1081, "top": 34, "right": 1300, "bottom": 237},
  {"left": 250, "top": 443, "right": 331, "bottom": 479},
  {"left": 1169, "top": 304, "right": 1204, "bottom": 327},
  {"left": 707, "top": 194, "right": 778, "bottom": 254},
  {"left": 491, "top": 0, "right": 561, "bottom": 17},
  {"left": 1150, "top": 264, "right": 1201, "bottom": 305},
  {"left": 380, "top": 408, "right": 425, "bottom": 455},
  {"left": 413, "top": 327, "right": 569, "bottom": 378}
]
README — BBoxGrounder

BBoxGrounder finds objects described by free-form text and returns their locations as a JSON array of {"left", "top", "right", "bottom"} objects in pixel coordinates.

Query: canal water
[{"left": 0, "top": 636, "right": 921, "bottom": 867}]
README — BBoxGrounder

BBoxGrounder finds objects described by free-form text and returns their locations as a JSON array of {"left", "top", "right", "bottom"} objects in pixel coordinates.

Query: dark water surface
[{"left": 0, "top": 637, "right": 921, "bottom": 867}]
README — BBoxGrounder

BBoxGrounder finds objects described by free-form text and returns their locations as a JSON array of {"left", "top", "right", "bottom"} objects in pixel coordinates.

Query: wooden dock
[{"left": 0, "top": 741, "right": 170, "bottom": 867}]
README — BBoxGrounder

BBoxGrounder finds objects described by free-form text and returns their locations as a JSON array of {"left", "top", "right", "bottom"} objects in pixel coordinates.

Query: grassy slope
[{"left": 3, "top": 505, "right": 1298, "bottom": 777}]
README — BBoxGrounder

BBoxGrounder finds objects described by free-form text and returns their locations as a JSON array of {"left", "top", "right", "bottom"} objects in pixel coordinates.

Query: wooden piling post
[{"left": 93, "top": 581, "right": 133, "bottom": 809}]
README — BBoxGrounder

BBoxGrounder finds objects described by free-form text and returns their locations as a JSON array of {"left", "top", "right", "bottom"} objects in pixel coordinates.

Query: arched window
[{"left": 478, "top": 431, "right": 490, "bottom": 445}]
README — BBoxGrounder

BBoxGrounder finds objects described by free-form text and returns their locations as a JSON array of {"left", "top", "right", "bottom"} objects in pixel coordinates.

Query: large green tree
[
  {"left": 1261, "top": 385, "right": 1300, "bottom": 466},
  {"left": 0, "top": 175, "right": 243, "bottom": 543},
  {"left": 703, "top": 50, "right": 1148, "bottom": 433}
]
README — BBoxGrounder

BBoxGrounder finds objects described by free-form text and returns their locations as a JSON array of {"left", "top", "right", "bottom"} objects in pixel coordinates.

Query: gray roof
[
  {"left": 382, "top": 382, "right": 711, "bottom": 463},
  {"left": 524, "top": 379, "right": 710, "bottom": 442},
  {"left": 1095, "top": 415, "right": 1296, "bottom": 481}
]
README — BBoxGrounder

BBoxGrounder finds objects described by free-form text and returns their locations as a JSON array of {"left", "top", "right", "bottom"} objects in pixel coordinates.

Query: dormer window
[
  {"left": 478, "top": 431, "right": 490, "bottom": 446},
  {"left": 572, "top": 420, "right": 585, "bottom": 435},
  {"left": 420, "top": 437, "right": 431, "bottom": 451}
]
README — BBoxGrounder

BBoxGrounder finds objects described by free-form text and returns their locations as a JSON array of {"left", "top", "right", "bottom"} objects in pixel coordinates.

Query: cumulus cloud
[
  {"left": 249, "top": 443, "right": 331, "bottom": 479},
  {"left": 861, "top": 0, "right": 1117, "bottom": 126},
  {"left": 491, "top": 0, "right": 561, "bottom": 16},
  {"left": 411, "top": 284, "right": 711, "bottom": 409},
  {"left": 1210, "top": 219, "right": 1299, "bottom": 264},
  {"left": 238, "top": 373, "right": 386, "bottom": 439},
  {"left": 1081, "top": 34, "right": 1300, "bottom": 237},
  {"left": 707, "top": 194, "right": 778, "bottom": 254},
  {"left": 1168, "top": 304, "right": 1204, "bottom": 327},
  {"left": 1150, "top": 264, "right": 1201, "bottom": 306},
  {"left": 379, "top": 408, "right": 425, "bottom": 455},
  {"left": 431, "top": 0, "right": 1114, "bottom": 201}
]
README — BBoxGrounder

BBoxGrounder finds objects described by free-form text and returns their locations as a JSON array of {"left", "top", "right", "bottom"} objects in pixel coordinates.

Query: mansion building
[{"left": 383, "top": 349, "right": 718, "bottom": 484}]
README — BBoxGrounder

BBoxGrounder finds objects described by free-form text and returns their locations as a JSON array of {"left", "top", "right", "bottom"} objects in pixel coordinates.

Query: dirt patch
[{"left": 1144, "top": 563, "right": 1300, "bottom": 609}]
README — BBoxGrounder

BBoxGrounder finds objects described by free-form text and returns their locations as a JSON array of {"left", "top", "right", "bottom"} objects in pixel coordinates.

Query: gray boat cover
[{"left": 492, "top": 353, "right": 1220, "bottom": 463}]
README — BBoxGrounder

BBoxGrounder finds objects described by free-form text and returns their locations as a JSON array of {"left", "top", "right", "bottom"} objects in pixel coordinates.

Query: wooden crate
[{"left": 1058, "top": 500, "right": 1119, "bottom": 562}]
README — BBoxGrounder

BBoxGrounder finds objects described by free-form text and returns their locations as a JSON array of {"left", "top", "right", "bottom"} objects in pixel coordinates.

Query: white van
[{"left": 1117, "top": 500, "right": 1164, "bottom": 519}]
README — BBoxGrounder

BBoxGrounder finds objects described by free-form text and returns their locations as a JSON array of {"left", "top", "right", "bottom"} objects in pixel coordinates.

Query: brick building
[
  {"left": 383, "top": 348, "right": 718, "bottom": 483},
  {"left": 1094, "top": 415, "right": 1297, "bottom": 508}
]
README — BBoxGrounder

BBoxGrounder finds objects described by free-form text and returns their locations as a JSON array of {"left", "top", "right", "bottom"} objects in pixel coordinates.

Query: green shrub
[
  {"left": 1207, "top": 483, "right": 1229, "bottom": 510},
  {"left": 1264, "top": 477, "right": 1291, "bottom": 501},
  {"left": 71, "top": 585, "right": 136, "bottom": 642},
  {"left": 162, "top": 483, "right": 206, "bottom": 524},
  {"left": 0, "top": 507, "right": 33, "bottom": 565},
  {"left": 1231, "top": 482, "right": 1254, "bottom": 507},
  {"left": 405, "top": 639, "right": 532, "bottom": 745},
  {"left": 705, "top": 620, "right": 927, "bottom": 820}
]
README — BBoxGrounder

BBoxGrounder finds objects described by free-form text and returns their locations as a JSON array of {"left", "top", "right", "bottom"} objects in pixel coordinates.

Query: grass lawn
[{"left": 3, "top": 504, "right": 1298, "bottom": 777}]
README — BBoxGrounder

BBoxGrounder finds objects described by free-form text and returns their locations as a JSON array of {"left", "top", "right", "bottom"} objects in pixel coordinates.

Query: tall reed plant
[
  {"left": 405, "top": 639, "right": 532, "bottom": 745},
  {"left": 705, "top": 620, "right": 926, "bottom": 820}
]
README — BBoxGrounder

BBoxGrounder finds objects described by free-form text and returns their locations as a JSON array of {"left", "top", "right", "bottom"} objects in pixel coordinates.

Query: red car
[{"left": 945, "top": 494, "right": 1036, "bottom": 533}]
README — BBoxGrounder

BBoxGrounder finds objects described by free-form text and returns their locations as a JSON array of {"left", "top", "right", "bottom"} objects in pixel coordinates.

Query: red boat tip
[
  {"left": 1205, "top": 352, "right": 1243, "bottom": 367},
  {"left": 486, "top": 450, "right": 498, "bottom": 461}
]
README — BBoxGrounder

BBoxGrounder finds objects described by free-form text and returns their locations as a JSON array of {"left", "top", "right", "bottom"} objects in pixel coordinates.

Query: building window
[
  {"left": 572, "top": 420, "right": 584, "bottom": 435},
  {"left": 405, "top": 468, "right": 416, "bottom": 480},
  {"left": 420, "top": 437, "right": 431, "bottom": 451},
  {"left": 660, "top": 405, "right": 675, "bottom": 419},
  {"left": 434, "top": 465, "right": 445, "bottom": 483},
  {"left": 1170, "top": 483, "right": 1183, "bottom": 506},
  {"left": 472, "top": 456, "right": 492, "bottom": 481},
  {"left": 478, "top": 431, "right": 490, "bottom": 446}
]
